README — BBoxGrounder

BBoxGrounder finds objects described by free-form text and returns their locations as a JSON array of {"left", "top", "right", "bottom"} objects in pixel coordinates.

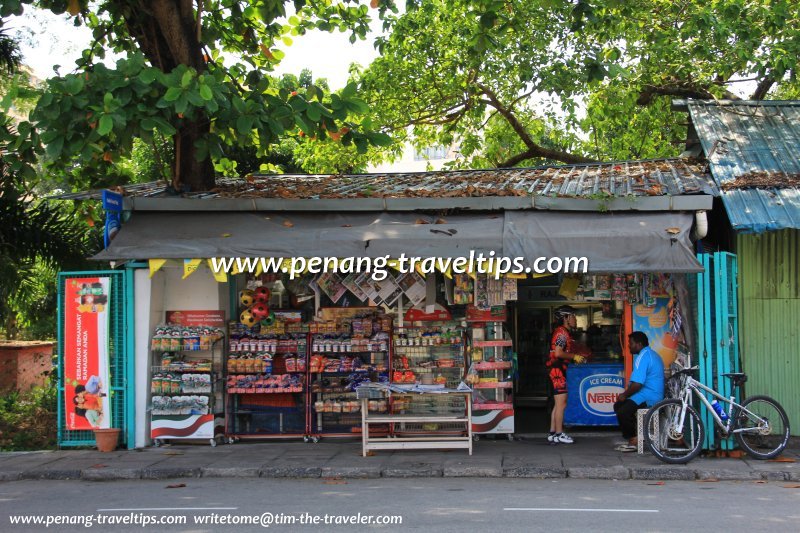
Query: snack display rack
[
  {"left": 149, "top": 324, "right": 225, "bottom": 447},
  {"left": 225, "top": 327, "right": 308, "bottom": 440},
  {"left": 309, "top": 313, "right": 392, "bottom": 438},
  {"left": 467, "top": 320, "right": 515, "bottom": 439},
  {"left": 390, "top": 323, "right": 468, "bottom": 436}
]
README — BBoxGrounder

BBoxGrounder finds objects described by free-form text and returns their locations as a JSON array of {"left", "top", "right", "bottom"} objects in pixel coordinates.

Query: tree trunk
[
  {"left": 123, "top": 0, "right": 217, "bottom": 191},
  {"left": 175, "top": 120, "right": 215, "bottom": 192}
]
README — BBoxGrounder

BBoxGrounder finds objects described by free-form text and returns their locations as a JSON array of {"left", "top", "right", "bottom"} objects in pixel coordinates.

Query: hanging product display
[
  {"left": 225, "top": 323, "right": 308, "bottom": 440},
  {"left": 309, "top": 310, "right": 391, "bottom": 437}
]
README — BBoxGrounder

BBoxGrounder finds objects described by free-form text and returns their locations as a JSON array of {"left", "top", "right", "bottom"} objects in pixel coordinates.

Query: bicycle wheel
[
  {"left": 645, "top": 399, "right": 704, "bottom": 464},
  {"left": 734, "top": 395, "right": 790, "bottom": 460}
]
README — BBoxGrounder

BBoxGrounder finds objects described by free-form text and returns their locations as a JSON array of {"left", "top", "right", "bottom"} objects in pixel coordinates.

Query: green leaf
[
  {"left": 153, "top": 118, "right": 177, "bottom": 136},
  {"left": 181, "top": 69, "right": 193, "bottom": 88},
  {"left": 138, "top": 69, "right": 158, "bottom": 85},
  {"left": 175, "top": 96, "right": 189, "bottom": 115},
  {"left": 236, "top": 115, "right": 254, "bottom": 135},
  {"left": 295, "top": 115, "right": 312, "bottom": 135},
  {"left": 45, "top": 136, "right": 64, "bottom": 159},
  {"left": 367, "top": 132, "right": 393, "bottom": 147},
  {"left": 344, "top": 98, "right": 369, "bottom": 114},
  {"left": 341, "top": 82, "right": 358, "bottom": 99},
  {"left": 354, "top": 137, "right": 369, "bottom": 154},
  {"left": 187, "top": 90, "right": 205, "bottom": 107},
  {"left": 199, "top": 84, "right": 214, "bottom": 101},
  {"left": 64, "top": 76, "right": 84, "bottom": 95},
  {"left": 164, "top": 87, "right": 183, "bottom": 101},
  {"left": 306, "top": 105, "right": 321, "bottom": 122},
  {"left": 97, "top": 115, "right": 113, "bottom": 135}
]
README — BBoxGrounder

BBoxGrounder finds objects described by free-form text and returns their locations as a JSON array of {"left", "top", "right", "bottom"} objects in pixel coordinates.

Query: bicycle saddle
[{"left": 722, "top": 372, "right": 747, "bottom": 384}]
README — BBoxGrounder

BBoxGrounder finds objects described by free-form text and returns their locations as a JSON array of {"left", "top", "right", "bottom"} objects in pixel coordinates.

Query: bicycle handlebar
[{"left": 668, "top": 366, "right": 699, "bottom": 380}]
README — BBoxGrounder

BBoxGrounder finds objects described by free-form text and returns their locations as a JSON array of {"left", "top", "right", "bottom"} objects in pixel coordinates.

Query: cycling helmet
[{"left": 554, "top": 305, "right": 577, "bottom": 321}]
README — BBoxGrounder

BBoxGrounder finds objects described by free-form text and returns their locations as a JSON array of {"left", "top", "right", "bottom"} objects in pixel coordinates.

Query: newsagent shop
[{"left": 57, "top": 159, "right": 732, "bottom": 452}]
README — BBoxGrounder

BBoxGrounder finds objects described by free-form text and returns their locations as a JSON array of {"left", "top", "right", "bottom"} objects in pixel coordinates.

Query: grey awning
[
  {"left": 504, "top": 211, "right": 702, "bottom": 273},
  {"left": 93, "top": 212, "right": 504, "bottom": 261},
  {"left": 95, "top": 210, "right": 701, "bottom": 273}
]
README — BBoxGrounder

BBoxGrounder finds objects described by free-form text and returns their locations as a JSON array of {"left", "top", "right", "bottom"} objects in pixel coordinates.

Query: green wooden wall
[{"left": 737, "top": 230, "right": 800, "bottom": 435}]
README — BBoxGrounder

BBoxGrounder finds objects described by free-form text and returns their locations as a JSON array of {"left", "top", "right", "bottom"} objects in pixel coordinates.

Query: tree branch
[
  {"left": 751, "top": 75, "right": 775, "bottom": 100},
  {"left": 636, "top": 83, "right": 740, "bottom": 105},
  {"left": 476, "top": 83, "right": 596, "bottom": 166}
]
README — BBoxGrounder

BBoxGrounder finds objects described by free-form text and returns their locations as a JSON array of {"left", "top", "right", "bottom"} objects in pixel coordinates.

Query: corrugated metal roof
[
  {"left": 53, "top": 158, "right": 716, "bottom": 213},
  {"left": 687, "top": 100, "right": 800, "bottom": 233}
]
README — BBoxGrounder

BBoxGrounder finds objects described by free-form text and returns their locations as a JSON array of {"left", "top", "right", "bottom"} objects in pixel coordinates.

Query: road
[{"left": 1, "top": 477, "right": 798, "bottom": 532}]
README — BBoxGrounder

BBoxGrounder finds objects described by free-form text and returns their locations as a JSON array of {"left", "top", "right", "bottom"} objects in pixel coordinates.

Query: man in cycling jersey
[
  {"left": 546, "top": 305, "right": 587, "bottom": 444},
  {"left": 614, "top": 331, "right": 664, "bottom": 451}
]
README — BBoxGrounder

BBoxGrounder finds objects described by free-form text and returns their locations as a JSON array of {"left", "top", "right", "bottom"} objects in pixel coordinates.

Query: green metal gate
[
  {"left": 696, "top": 252, "right": 740, "bottom": 451},
  {"left": 57, "top": 270, "right": 134, "bottom": 448}
]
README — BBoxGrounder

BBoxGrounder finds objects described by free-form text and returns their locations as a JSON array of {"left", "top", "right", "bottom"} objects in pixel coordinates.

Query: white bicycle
[{"left": 645, "top": 366, "right": 790, "bottom": 464}]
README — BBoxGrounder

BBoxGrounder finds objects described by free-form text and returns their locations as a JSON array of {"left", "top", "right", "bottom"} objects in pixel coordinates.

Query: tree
[
  {"left": 0, "top": 26, "right": 21, "bottom": 73},
  {"left": 360, "top": 0, "right": 800, "bottom": 168},
  {"left": 0, "top": 24, "right": 96, "bottom": 339},
  {"left": 0, "top": 1, "right": 395, "bottom": 192}
]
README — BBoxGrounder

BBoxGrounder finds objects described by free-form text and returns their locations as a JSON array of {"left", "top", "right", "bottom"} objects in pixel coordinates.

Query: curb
[{"left": 0, "top": 466, "right": 795, "bottom": 482}]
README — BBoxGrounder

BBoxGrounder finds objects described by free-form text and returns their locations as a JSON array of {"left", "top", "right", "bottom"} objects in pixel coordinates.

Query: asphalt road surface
[{"left": 2, "top": 478, "right": 799, "bottom": 532}]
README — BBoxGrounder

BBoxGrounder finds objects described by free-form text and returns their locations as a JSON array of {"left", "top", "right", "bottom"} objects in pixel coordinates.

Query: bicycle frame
[
  {"left": 683, "top": 377, "right": 736, "bottom": 434},
  {"left": 677, "top": 375, "right": 765, "bottom": 436}
]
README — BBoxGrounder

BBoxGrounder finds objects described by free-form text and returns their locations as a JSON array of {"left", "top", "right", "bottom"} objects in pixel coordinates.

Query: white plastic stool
[{"left": 636, "top": 408, "right": 652, "bottom": 454}]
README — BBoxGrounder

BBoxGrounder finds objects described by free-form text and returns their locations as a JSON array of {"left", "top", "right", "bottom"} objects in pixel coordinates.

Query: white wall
[{"left": 133, "top": 269, "right": 153, "bottom": 448}]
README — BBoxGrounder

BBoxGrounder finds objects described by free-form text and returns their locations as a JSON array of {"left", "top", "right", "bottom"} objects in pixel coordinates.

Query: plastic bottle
[{"left": 711, "top": 400, "right": 729, "bottom": 422}]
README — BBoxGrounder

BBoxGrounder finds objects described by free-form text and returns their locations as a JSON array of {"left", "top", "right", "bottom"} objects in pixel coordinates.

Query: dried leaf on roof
[{"left": 720, "top": 171, "right": 800, "bottom": 191}]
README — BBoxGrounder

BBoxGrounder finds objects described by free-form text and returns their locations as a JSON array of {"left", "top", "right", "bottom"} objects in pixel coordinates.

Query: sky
[{"left": 12, "top": 9, "right": 382, "bottom": 89}]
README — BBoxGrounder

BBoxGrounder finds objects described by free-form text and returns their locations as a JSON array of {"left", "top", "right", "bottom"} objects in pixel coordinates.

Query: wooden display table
[{"left": 361, "top": 392, "right": 472, "bottom": 456}]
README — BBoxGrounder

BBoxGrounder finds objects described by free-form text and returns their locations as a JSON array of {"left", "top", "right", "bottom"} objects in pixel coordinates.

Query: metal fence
[{"left": 57, "top": 270, "right": 133, "bottom": 448}]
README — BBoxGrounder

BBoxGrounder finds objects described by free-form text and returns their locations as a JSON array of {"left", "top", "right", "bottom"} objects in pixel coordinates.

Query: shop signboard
[
  {"left": 404, "top": 304, "right": 452, "bottom": 322},
  {"left": 466, "top": 305, "right": 507, "bottom": 322},
  {"left": 64, "top": 277, "right": 112, "bottom": 430},
  {"left": 101, "top": 189, "right": 122, "bottom": 248},
  {"left": 564, "top": 364, "right": 624, "bottom": 426},
  {"left": 165, "top": 310, "right": 226, "bottom": 327}
]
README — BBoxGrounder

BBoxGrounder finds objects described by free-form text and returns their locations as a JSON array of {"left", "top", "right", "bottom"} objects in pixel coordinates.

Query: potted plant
[{"left": 93, "top": 428, "right": 121, "bottom": 452}]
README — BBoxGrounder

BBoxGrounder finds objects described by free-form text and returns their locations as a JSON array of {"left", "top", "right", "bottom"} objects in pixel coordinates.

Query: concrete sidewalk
[{"left": 1, "top": 435, "right": 798, "bottom": 482}]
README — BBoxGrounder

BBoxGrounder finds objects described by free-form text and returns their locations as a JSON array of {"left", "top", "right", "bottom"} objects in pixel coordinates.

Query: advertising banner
[
  {"left": 564, "top": 364, "right": 625, "bottom": 426},
  {"left": 64, "top": 277, "right": 112, "bottom": 430}
]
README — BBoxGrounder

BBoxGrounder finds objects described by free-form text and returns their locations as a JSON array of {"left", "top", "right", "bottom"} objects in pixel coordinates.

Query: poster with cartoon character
[{"left": 64, "top": 277, "right": 112, "bottom": 429}]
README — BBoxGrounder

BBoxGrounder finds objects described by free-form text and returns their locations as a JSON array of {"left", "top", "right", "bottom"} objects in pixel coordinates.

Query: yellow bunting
[
  {"left": 254, "top": 259, "right": 264, "bottom": 277},
  {"left": 183, "top": 258, "right": 202, "bottom": 279},
  {"left": 466, "top": 260, "right": 478, "bottom": 280},
  {"left": 207, "top": 259, "right": 228, "bottom": 283},
  {"left": 435, "top": 262, "right": 453, "bottom": 280},
  {"left": 149, "top": 259, "right": 167, "bottom": 278}
]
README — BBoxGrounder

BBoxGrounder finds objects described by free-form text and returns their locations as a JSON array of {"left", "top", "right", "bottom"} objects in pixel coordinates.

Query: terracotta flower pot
[{"left": 93, "top": 428, "right": 121, "bottom": 452}]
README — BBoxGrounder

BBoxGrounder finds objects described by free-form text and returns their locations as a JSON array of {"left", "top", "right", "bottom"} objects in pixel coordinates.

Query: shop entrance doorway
[{"left": 508, "top": 278, "right": 625, "bottom": 433}]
